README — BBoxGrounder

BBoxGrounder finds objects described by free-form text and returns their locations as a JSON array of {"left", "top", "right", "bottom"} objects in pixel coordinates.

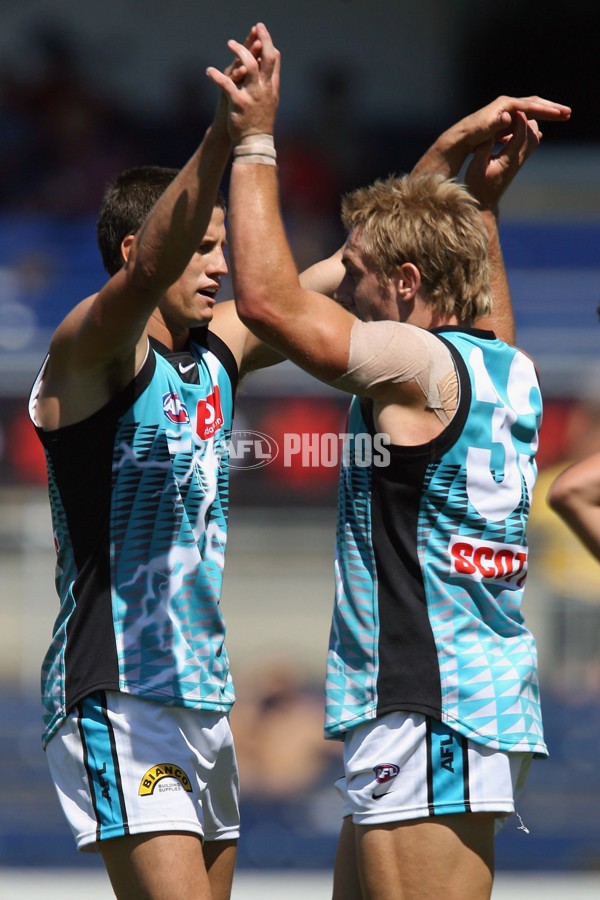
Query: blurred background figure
[
  {"left": 230, "top": 661, "right": 343, "bottom": 869},
  {"left": 528, "top": 363, "right": 600, "bottom": 694}
]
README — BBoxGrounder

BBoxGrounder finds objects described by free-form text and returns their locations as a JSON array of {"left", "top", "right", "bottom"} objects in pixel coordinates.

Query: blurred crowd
[{"left": 0, "top": 26, "right": 438, "bottom": 239}]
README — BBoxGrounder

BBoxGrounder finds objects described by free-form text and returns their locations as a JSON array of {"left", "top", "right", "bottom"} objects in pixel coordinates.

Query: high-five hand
[{"left": 207, "top": 22, "right": 280, "bottom": 142}]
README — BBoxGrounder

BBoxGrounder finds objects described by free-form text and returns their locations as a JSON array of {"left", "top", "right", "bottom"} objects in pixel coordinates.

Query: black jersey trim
[
  {"left": 203, "top": 328, "right": 239, "bottom": 396},
  {"left": 37, "top": 354, "right": 156, "bottom": 707},
  {"left": 366, "top": 333, "right": 475, "bottom": 723},
  {"left": 150, "top": 327, "right": 239, "bottom": 398},
  {"left": 431, "top": 325, "right": 496, "bottom": 341},
  {"left": 35, "top": 350, "right": 156, "bottom": 566},
  {"left": 359, "top": 331, "right": 472, "bottom": 463},
  {"left": 148, "top": 336, "right": 201, "bottom": 384}
]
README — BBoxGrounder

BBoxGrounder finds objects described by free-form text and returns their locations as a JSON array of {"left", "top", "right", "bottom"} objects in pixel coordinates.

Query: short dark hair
[{"left": 96, "top": 165, "right": 226, "bottom": 276}]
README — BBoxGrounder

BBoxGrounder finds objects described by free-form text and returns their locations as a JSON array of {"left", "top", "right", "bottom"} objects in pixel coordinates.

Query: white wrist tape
[{"left": 233, "top": 133, "right": 277, "bottom": 166}]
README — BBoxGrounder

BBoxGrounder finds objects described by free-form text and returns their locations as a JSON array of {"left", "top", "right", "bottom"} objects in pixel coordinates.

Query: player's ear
[
  {"left": 121, "top": 233, "right": 136, "bottom": 266},
  {"left": 395, "top": 262, "right": 421, "bottom": 301}
]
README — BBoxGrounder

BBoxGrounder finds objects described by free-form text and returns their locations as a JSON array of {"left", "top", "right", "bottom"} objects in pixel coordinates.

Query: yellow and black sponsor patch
[{"left": 139, "top": 763, "right": 193, "bottom": 796}]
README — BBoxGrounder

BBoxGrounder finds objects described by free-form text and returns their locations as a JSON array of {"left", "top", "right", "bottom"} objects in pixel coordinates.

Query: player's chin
[
  {"left": 191, "top": 307, "right": 214, "bottom": 327},
  {"left": 194, "top": 294, "right": 216, "bottom": 320}
]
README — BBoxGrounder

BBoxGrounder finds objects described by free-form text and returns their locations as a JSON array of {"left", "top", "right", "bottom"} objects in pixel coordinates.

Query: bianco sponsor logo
[
  {"left": 448, "top": 535, "right": 528, "bottom": 588},
  {"left": 139, "top": 763, "right": 193, "bottom": 796}
]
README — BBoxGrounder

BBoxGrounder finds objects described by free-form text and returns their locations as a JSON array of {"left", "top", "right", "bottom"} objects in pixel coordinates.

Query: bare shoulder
[
  {"left": 210, "top": 299, "right": 244, "bottom": 349},
  {"left": 40, "top": 293, "right": 103, "bottom": 385},
  {"left": 210, "top": 300, "right": 250, "bottom": 368},
  {"left": 210, "top": 300, "right": 283, "bottom": 375},
  {"left": 35, "top": 291, "right": 144, "bottom": 431}
]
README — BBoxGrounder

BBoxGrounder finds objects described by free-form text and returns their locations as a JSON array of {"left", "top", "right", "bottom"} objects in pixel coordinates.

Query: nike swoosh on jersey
[{"left": 178, "top": 362, "right": 196, "bottom": 374}]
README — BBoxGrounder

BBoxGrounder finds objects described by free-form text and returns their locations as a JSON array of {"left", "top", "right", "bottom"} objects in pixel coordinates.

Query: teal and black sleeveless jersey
[
  {"left": 326, "top": 327, "right": 547, "bottom": 757},
  {"left": 30, "top": 329, "right": 237, "bottom": 747}
]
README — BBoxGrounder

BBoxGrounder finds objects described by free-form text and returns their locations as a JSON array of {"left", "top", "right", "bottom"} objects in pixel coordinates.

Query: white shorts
[
  {"left": 46, "top": 690, "right": 240, "bottom": 852},
  {"left": 336, "top": 712, "right": 532, "bottom": 828}
]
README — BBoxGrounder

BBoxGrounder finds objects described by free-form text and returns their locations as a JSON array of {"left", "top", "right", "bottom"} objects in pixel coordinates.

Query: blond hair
[{"left": 341, "top": 173, "right": 492, "bottom": 322}]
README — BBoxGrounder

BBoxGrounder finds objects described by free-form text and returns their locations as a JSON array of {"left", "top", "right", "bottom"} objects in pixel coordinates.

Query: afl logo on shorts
[
  {"left": 139, "top": 763, "right": 193, "bottom": 796},
  {"left": 372, "top": 762, "right": 400, "bottom": 800},
  {"left": 162, "top": 392, "right": 190, "bottom": 424},
  {"left": 374, "top": 763, "right": 400, "bottom": 784}
]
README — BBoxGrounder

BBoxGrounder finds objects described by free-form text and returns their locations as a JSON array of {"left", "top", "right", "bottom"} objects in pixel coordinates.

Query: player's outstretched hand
[
  {"left": 207, "top": 22, "right": 280, "bottom": 142},
  {"left": 413, "top": 94, "right": 571, "bottom": 180},
  {"left": 465, "top": 110, "right": 540, "bottom": 212}
]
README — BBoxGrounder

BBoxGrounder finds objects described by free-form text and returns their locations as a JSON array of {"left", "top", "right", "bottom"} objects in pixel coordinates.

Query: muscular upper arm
[
  {"left": 210, "top": 250, "right": 347, "bottom": 378},
  {"left": 210, "top": 300, "right": 283, "bottom": 377},
  {"left": 234, "top": 280, "right": 360, "bottom": 387},
  {"left": 213, "top": 285, "right": 355, "bottom": 384},
  {"left": 332, "top": 320, "right": 458, "bottom": 419},
  {"left": 47, "top": 264, "right": 159, "bottom": 377},
  {"left": 35, "top": 267, "right": 157, "bottom": 429}
]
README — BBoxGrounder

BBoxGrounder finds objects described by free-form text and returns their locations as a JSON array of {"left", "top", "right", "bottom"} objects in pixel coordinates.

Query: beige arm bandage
[{"left": 332, "top": 320, "right": 458, "bottom": 425}]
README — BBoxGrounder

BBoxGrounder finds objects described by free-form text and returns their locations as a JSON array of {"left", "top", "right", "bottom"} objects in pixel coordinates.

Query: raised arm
[
  {"left": 464, "top": 111, "right": 537, "bottom": 343},
  {"left": 37, "top": 50, "right": 260, "bottom": 431},
  {"left": 210, "top": 246, "right": 346, "bottom": 380},
  {"left": 53, "top": 117, "right": 232, "bottom": 374},
  {"left": 413, "top": 96, "right": 571, "bottom": 343},
  {"left": 207, "top": 25, "right": 356, "bottom": 386},
  {"left": 289, "top": 96, "right": 572, "bottom": 325},
  {"left": 412, "top": 95, "right": 570, "bottom": 181}
]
